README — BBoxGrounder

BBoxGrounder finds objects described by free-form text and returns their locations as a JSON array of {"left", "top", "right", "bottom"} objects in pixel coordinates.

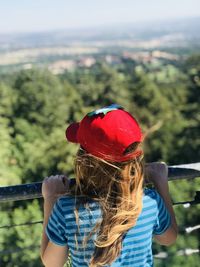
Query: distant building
[{"left": 48, "top": 60, "right": 76, "bottom": 74}]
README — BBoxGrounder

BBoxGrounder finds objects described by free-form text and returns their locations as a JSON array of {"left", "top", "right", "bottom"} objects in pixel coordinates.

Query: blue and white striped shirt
[{"left": 46, "top": 188, "right": 171, "bottom": 267}]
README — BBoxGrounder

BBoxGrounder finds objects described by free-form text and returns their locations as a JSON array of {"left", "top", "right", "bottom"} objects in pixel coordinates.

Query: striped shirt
[{"left": 46, "top": 188, "right": 171, "bottom": 267}]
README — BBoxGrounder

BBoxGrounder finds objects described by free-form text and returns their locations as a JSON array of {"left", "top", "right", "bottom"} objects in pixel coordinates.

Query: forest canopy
[{"left": 0, "top": 55, "right": 199, "bottom": 267}]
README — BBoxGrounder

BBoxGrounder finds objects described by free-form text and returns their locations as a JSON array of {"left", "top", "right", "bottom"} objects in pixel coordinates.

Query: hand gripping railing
[{"left": 0, "top": 163, "right": 200, "bottom": 202}]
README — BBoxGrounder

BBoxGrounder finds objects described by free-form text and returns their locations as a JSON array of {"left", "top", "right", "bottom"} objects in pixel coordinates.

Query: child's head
[
  {"left": 66, "top": 104, "right": 144, "bottom": 266},
  {"left": 66, "top": 104, "right": 143, "bottom": 162}
]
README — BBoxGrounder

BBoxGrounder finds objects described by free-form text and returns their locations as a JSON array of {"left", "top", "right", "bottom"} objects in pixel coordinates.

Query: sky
[{"left": 0, "top": 0, "right": 200, "bottom": 33}]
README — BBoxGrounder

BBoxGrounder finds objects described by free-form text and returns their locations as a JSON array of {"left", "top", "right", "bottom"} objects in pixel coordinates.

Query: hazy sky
[{"left": 0, "top": 0, "right": 200, "bottom": 33}]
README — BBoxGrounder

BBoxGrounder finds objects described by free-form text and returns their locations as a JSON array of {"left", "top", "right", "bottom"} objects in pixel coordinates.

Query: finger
[
  {"left": 43, "top": 176, "right": 51, "bottom": 182},
  {"left": 62, "top": 176, "right": 69, "bottom": 188},
  {"left": 62, "top": 176, "right": 66, "bottom": 184}
]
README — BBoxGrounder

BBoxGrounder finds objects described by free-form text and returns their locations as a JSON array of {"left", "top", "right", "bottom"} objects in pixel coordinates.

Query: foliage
[
  {"left": 0, "top": 56, "right": 199, "bottom": 266},
  {"left": 0, "top": 200, "right": 42, "bottom": 267}
]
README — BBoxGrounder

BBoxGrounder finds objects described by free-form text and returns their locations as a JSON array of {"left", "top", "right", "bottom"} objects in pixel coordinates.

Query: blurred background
[{"left": 0, "top": 1, "right": 200, "bottom": 266}]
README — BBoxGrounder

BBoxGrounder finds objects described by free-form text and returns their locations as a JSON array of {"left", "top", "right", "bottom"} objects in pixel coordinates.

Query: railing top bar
[
  {"left": 168, "top": 163, "right": 200, "bottom": 179},
  {"left": 0, "top": 163, "right": 200, "bottom": 202},
  {"left": 170, "top": 163, "right": 200, "bottom": 171}
]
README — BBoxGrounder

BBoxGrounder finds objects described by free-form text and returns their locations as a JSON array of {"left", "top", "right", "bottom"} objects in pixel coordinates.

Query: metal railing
[{"left": 0, "top": 163, "right": 200, "bottom": 202}]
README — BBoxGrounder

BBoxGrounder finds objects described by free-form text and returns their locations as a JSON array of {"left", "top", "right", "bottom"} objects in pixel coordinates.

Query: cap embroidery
[{"left": 87, "top": 104, "right": 123, "bottom": 117}]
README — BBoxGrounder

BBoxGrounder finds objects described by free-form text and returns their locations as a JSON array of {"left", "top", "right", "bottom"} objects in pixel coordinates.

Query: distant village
[
  {"left": 47, "top": 50, "right": 180, "bottom": 74},
  {"left": 0, "top": 44, "right": 181, "bottom": 75}
]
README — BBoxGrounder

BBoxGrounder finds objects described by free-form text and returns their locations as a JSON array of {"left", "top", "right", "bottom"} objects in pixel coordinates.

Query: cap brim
[{"left": 65, "top": 122, "right": 79, "bottom": 143}]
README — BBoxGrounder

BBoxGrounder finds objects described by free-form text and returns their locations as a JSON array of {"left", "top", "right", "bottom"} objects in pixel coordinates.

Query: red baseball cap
[{"left": 66, "top": 104, "right": 143, "bottom": 162}]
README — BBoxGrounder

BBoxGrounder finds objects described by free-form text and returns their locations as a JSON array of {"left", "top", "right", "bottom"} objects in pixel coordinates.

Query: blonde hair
[{"left": 71, "top": 143, "right": 144, "bottom": 266}]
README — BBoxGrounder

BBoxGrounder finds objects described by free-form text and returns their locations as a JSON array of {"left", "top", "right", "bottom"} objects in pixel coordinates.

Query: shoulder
[
  {"left": 56, "top": 195, "right": 76, "bottom": 210},
  {"left": 137, "top": 188, "right": 160, "bottom": 221},
  {"left": 143, "top": 188, "right": 161, "bottom": 202},
  {"left": 56, "top": 195, "right": 100, "bottom": 214},
  {"left": 57, "top": 195, "right": 76, "bottom": 204},
  {"left": 55, "top": 196, "right": 101, "bottom": 231},
  {"left": 142, "top": 188, "right": 164, "bottom": 213}
]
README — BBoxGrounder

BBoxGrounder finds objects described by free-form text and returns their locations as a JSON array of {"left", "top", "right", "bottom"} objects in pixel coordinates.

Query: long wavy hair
[{"left": 71, "top": 142, "right": 144, "bottom": 266}]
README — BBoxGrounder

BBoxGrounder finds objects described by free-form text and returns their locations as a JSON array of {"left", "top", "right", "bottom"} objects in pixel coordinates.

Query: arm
[
  {"left": 40, "top": 175, "right": 69, "bottom": 267},
  {"left": 145, "top": 162, "right": 178, "bottom": 246}
]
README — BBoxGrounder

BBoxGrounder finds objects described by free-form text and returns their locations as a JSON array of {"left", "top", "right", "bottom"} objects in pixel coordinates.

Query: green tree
[{"left": 0, "top": 83, "right": 21, "bottom": 185}]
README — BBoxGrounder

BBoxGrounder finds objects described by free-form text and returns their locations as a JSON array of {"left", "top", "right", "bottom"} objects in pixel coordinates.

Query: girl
[{"left": 41, "top": 104, "right": 177, "bottom": 267}]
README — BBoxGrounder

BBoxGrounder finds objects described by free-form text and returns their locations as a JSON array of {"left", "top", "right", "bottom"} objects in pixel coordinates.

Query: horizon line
[{"left": 0, "top": 15, "right": 200, "bottom": 36}]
